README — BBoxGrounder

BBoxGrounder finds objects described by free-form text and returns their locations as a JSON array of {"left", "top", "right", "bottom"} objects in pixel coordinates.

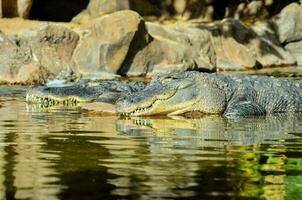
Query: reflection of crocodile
[
  {"left": 116, "top": 72, "right": 302, "bottom": 117},
  {"left": 26, "top": 79, "right": 146, "bottom": 107},
  {"left": 117, "top": 114, "right": 301, "bottom": 147}
]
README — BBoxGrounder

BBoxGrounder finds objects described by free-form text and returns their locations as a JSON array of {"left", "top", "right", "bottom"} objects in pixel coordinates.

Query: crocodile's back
[
  {"left": 253, "top": 77, "right": 302, "bottom": 113},
  {"left": 222, "top": 74, "right": 302, "bottom": 114}
]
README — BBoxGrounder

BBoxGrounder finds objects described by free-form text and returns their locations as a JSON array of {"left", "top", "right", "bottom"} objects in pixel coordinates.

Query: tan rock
[
  {"left": 72, "top": 0, "right": 161, "bottom": 24},
  {"left": 286, "top": 41, "right": 302, "bottom": 65},
  {"left": 0, "top": 31, "right": 48, "bottom": 84},
  {"left": 210, "top": 20, "right": 257, "bottom": 70},
  {"left": 15, "top": 24, "right": 80, "bottom": 76},
  {"left": 212, "top": 19, "right": 296, "bottom": 69},
  {"left": 15, "top": 63, "right": 48, "bottom": 84},
  {"left": 73, "top": 0, "right": 130, "bottom": 23},
  {"left": 88, "top": 0, "right": 129, "bottom": 17},
  {"left": 73, "top": 10, "right": 150, "bottom": 76},
  {"left": 251, "top": 21, "right": 280, "bottom": 45},
  {"left": 17, "top": 0, "right": 32, "bottom": 18},
  {"left": 273, "top": 2, "right": 302, "bottom": 43},
  {"left": 126, "top": 22, "right": 215, "bottom": 76}
]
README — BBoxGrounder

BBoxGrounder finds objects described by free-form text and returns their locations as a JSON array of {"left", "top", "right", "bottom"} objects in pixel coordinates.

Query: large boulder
[
  {"left": 286, "top": 40, "right": 302, "bottom": 65},
  {"left": 72, "top": 0, "right": 130, "bottom": 23},
  {"left": 126, "top": 22, "right": 215, "bottom": 76},
  {"left": 211, "top": 19, "right": 296, "bottom": 69},
  {"left": 72, "top": 0, "right": 160, "bottom": 24},
  {"left": 73, "top": 10, "right": 150, "bottom": 77},
  {"left": 273, "top": 2, "right": 302, "bottom": 44},
  {"left": 13, "top": 24, "right": 80, "bottom": 78},
  {"left": 17, "top": 0, "right": 32, "bottom": 18},
  {"left": 209, "top": 20, "right": 257, "bottom": 70},
  {"left": 0, "top": 31, "right": 48, "bottom": 84},
  {"left": 126, "top": 36, "right": 210, "bottom": 76}
]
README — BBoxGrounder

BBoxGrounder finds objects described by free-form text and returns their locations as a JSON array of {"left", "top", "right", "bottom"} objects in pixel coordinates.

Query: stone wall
[{"left": 0, "top": 1, "right": 301, "bottom": 84}]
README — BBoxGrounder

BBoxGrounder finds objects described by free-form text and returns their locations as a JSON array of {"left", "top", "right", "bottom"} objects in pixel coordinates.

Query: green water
[{"left": 0, "top": 87, "right": 302, "bottom": 200}]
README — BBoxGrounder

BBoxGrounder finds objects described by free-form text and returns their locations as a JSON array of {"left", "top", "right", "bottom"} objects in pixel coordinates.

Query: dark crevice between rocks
[
  {"left": 266, "top": 0, "right": 299, "bottom": 15},
  {"left": 213, "top": 0, "right": 300, "bottom": 21},
  {"left": 29, "top": 0, "right": 89, "bottom": 22},
  {"left": 212, "top": 0, "right": 227, "bottom": 20},
  {"left": 117, "top": 22, "right": 153, "bottom": 76}
]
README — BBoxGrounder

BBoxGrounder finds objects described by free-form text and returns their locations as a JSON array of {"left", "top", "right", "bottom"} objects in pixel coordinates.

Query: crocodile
[
  {"left": 116, "top": 71, "right": 302, "bottom": 117},
  {"left": 26, "top": 79, "right": 146, "bottom": 107}
]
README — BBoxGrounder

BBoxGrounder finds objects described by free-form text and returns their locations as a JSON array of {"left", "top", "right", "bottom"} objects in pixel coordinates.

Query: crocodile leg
[{"left": 224, "top": 101, "right": 266, "bottom": 117}]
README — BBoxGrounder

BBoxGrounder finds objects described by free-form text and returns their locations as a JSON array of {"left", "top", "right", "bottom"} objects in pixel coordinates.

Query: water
[{"left": 0, "top": 87, "right": 302, "bottom": 200}]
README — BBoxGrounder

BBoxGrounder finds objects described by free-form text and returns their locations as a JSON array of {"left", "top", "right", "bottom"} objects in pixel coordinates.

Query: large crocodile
[
  {"left": 116, "top": 72, "right": 302, "bottom": 117},
  {"left": 26, "top": 71, "right": 302, "bottom": 117}
]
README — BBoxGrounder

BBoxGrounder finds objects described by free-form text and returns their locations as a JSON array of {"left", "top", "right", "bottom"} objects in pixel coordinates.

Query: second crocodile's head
[
  {"left": 116, "top": 72, "right": 227, "bottom": 116},
  {"left": 26, "top": 79, "right": 147, "bottom": 107},
  {"left": 26, "top": 81, "right": 101, "bottom": 107}
]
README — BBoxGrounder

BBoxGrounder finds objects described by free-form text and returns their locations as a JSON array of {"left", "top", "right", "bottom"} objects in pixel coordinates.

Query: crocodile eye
[
  {"left": 161, "top": 77, "right": 172, "bottom": 83},
  {"left": 178, "top": 80, "right": 194, "bottom": 89}
]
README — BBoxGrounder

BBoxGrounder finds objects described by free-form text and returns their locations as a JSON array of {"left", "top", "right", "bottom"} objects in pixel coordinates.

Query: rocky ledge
[{"left": 0, "top": 1, "right": 302, "bottom": 84}]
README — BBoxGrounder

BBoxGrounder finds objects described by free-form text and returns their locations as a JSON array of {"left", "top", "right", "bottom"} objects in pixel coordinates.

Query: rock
[
  {"left": 273, "top": 2, "right": 302, "bottom": 43},
  {"left": 286, "top": 40, "right": 302, "bottom": 65},
  {"left": 0, "top": 31, "right": 48, "bottom": 84},
  {"left": 13, "top": 63, "right": 49, "bottom": 84},
  {"left": 212, "top": 19, "right": 296, "bottom": 69},
  {"left": 251, "top": 21, "right": 280, "bottom": 45},
  {"left": 73, "top": 0, "right": 130, "bottom": 23},
  {"left": 1, "top": 0, "right": 33, "bottom": 18},
  {"left": 17, "top": 0, "right": 32, "bottom": 18},
  {"left": 209, "top": 20, "right": 257, "bottom": 70},
  {"left": 14, "top": 24, "right": 80, "bottom": 77},
  {"left": 73, "top": 0, "right": 161, "bottom": 24},
  {"left": 88, "top": 0, "right": 130, "bottom": 17},
  {"left": 73, "top": 10, "right": 150, "bottom": 77},
  {"left": 126, "top": 22, "right": 215, "bottom": 76},
  {"left": 127, "top": 37, "right": 207, "bottom": 76},
  {"left": 0, "top": 18, "right": 44, "bottom": 35}
]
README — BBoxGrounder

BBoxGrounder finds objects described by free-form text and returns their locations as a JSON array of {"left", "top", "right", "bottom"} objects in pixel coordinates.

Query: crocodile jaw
[
  {"left": 117, "top": 96, "right": 199, "bottom": 116},
  {"left": 26, "top": 92, "right": 86, "bottom": 107}
]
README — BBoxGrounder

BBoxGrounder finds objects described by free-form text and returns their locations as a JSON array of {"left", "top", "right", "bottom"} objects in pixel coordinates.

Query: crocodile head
[
  {"left": 117, "top": 72, "right": 222, "bottom": 116},
  {"left": 26, "top": 81, "right": 103, "bottom": 107},
  {"left": 26, "top": 80, "right": 147, "bottom": 107}
]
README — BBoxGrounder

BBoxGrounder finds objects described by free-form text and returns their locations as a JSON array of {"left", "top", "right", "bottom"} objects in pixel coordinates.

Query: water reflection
[
  {"left": 112, "top": 115, "right": 302, "bottom": 199},
  {"left": 0, "top": 91, "right": 301, "bottom": 199}
]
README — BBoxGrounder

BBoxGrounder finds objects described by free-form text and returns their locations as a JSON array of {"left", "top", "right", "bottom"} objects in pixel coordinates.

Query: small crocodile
[
  {"left": 116, "top": 72, "right": 302, "bottom": 117},
  {"left": 26, "top": 79, "right": 146, "bottom": 107}
]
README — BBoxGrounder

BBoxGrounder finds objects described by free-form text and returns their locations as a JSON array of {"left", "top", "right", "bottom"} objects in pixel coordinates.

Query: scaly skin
[
  {"left": 26, "top": 79, "right": 146, "bottom": 107},
  {"left": 116, "top": 72, "right": 302, "bottom": 117}
]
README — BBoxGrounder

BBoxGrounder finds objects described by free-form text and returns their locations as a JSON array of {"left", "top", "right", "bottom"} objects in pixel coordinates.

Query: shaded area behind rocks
[{"left": 1, "top": 0, "right": 300, "bottom": 22}]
